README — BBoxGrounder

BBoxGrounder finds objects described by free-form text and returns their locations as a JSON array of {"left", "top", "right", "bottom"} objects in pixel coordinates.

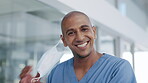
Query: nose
[{"left": 75, "top": 31, "right": 84, "bottom": 43}]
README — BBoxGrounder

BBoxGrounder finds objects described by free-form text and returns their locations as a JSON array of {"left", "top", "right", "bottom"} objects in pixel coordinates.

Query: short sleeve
[{"left": 109, "top": 60, "right": 137, "bottom": 83}]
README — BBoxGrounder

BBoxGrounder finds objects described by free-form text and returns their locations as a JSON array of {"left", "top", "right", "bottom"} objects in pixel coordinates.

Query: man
[{"left": 20, "top": 11, "right": 137, "bottom": 83}]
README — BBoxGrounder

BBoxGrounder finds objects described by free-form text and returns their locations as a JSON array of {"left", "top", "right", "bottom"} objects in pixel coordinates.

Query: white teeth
[{"left": 77, "top": 42, "right": 87, "bottom": 47}]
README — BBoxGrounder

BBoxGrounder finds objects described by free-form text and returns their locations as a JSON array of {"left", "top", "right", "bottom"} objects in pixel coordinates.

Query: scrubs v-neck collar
[{"left": 68, "top": 53, "right": 107, "bottom": 83}]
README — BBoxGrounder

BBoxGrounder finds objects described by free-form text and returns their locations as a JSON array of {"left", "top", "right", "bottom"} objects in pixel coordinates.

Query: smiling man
[
  {"left": 20, "top": 11, "right": 137, "bottom": 83},
  {"left": 60, "top": 11, "right": 102, "bottom": 81},
  {"left": 47, "top": 11, "right": 136, "bottom": 83}
]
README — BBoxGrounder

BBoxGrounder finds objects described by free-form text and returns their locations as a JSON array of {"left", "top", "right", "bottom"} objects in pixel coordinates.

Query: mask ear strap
[
  {"left": 31, "top": 77, "right": 40, "bottom": 83},
  {"left": 92, "top": 26, "right": 97, "bottom": 39},
  {"left": 60, "top": 35, "right": 68, "bottom": 47}
]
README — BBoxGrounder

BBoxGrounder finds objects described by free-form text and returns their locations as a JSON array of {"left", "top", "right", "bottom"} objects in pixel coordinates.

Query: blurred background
[{"left": 0, "top": 0, "right": 148, "bottom": 83}]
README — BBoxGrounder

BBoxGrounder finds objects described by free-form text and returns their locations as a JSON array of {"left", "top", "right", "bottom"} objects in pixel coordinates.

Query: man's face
[{"left": 61, "top": 14, "right": 96, "bottom": 58}]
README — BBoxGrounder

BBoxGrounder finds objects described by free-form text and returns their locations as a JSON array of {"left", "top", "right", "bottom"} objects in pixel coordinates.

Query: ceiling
[
  {"left": 0, "top": 0, "right": 147, "bottom": 22},
  {"left": 0, "top": 0, "right": 49, "bottom": 15},
  {"left": 0, "top": 0, "right": 64, "bottom": 19},
  {"left": 133, "top": 0, "right": 148, "bottom": 16}
]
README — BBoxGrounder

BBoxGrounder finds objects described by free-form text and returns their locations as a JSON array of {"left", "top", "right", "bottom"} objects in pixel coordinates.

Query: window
[
  {"left": 120, "top": 40, "right": 133, "bottom": 68},
  {"left": 99, "top": 30, "right": 115, "bottom": 55},
  {"left": 134, "top": 48, "right": 148, "bottom": 83},
  {"left": 0, "top": 0, "right": 64, "bottom": 83}
]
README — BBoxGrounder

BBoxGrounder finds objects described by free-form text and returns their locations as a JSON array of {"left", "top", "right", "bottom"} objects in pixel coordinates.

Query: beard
[{"left": 72, "top": 50, "right": 91, "bottom": 59}]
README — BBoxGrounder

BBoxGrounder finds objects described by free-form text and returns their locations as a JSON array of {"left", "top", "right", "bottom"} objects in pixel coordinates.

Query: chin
[
  {"left": 77, "top": 55, "right": 89, "bottom": 58},
  {"left": 75, "top": 52, "right": 91, "bottom": 59}
]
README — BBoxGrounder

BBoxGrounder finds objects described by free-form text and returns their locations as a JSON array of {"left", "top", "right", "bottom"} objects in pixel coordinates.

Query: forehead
[{"left": 62, "top": 14, "right": 91, "bottom": 29}]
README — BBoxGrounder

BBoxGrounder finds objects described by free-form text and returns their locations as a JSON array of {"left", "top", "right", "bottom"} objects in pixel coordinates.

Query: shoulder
[
  {"left": 102, "top": 53, "right": 133, "bottom": 72},
  {"left": 47, "top": 58, "right": 73, "bottom": 76},
  {"left": 57, "top": 58, "right": 73, "bottom": 69},
  {"left": 103, "top": 54, "right": 136, "bottom": 82},
  {"left": 103, "top": 53, "right": 128, "bottom": 65},
  {"left": 47, "top": 58, "right": 73, "bottom": 83}
]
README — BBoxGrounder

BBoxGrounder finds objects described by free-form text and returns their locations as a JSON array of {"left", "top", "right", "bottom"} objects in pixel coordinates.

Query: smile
[{"left": 77, "top": 42, "right": 88, "bottom": 48}]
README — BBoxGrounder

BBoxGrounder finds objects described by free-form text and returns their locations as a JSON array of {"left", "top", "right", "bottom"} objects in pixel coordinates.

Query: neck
[
  {"left": 73, "top": 50, "right": 103, "bottom": 81},
  {"left": 73, "top": 50, "right": 102, "bottom": 70}
]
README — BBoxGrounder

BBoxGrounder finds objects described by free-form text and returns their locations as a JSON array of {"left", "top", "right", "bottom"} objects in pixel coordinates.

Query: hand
[{"left": 19, "top": 66, "right": 41, "bottom": 83}]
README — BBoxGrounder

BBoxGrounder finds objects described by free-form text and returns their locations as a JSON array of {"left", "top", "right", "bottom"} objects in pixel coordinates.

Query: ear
[
  {"left": 92, "top": 26, "right": 97, "bottom": 39},
  {"left": 60, "top": 35, "right": 68, "bottom": 47}
]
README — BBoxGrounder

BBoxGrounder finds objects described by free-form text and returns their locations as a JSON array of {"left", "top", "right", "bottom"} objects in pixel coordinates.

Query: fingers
[
  {"left": 19, "top": 66, "right": 41, "bottom": 83},
  {"left": 20, "top": 77, "right": 41, "bottom": 83},
  {"left": 20, "top": 66, "right": 32, "bottom": 79},
  {"left": 19, "top": 74, "right": 32, "bottom": 83}
]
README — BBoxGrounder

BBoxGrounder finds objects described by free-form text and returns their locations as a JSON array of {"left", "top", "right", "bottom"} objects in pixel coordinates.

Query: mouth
[
  {"left": 75, "top": 41, "right": 89, "bottom": 48},
  {"left": 77, "top": 42, "right": 87, "bottom": 47}
]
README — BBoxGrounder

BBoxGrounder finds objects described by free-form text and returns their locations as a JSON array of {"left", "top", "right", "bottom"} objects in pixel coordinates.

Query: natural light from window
[{"left": 134, "top": 51, "right": 148, "bottom": 83}]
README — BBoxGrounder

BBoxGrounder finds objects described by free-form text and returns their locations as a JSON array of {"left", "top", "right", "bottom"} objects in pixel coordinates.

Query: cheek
[
  {"left": 87, "top": 32, "right": 95, "bottom": 39},
  {"left": 65, "top": 37, "right": 74, "bottom": 45},
  {"left": 91, "top": 31, "right": 96, "bottom": 39}
]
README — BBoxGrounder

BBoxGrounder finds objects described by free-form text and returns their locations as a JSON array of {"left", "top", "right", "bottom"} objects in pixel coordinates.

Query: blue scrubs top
[{"left": 47, "top": 53, "right": 137, "bottom": 83}]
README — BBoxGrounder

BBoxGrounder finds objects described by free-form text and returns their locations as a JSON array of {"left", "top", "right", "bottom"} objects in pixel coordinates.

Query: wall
[{"left": 118, "top": 0, "right": 148, "bottom": 29}]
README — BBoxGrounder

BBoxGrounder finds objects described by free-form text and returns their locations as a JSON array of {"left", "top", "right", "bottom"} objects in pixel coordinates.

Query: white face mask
[{"left": 36, "top": 40, "right": 66, "bottom": 79}]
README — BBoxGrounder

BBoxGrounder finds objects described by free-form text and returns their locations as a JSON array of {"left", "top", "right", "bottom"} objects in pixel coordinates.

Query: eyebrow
[
  {"left": 80, "top": 25, "right": 90, "bottom": 28},
  {"left": 65, "top": 25, "right": 90, "bottom": 34}
]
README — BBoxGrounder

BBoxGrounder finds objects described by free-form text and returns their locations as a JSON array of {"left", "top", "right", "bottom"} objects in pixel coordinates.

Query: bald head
[{"left": 61, "top": 11, "right": 92, "bottom": 35}]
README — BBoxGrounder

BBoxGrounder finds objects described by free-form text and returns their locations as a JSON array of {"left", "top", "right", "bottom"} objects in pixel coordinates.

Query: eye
[
  {"left": 81, "top": 28, "right": 89, "bottom": 32},
  {"left": 67, "top": 31, "right": 75, "bottom": 36}
]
